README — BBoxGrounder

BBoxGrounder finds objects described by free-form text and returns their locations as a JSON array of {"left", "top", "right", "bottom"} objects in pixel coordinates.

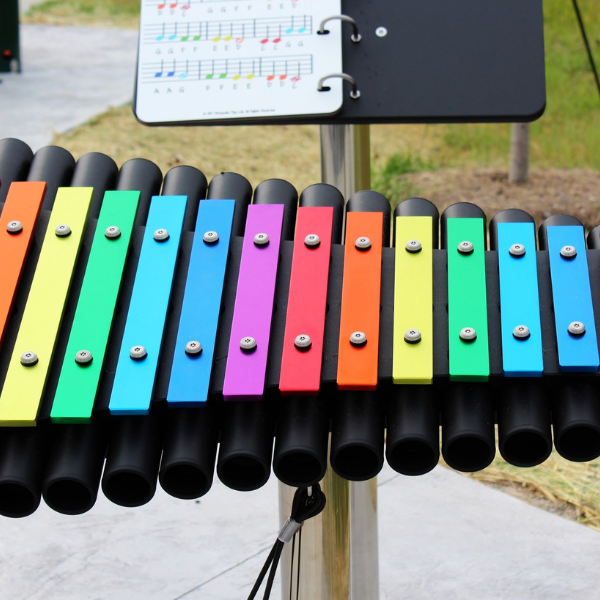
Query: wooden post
[{"left": 509, "top": 123, "right": 530, "bottom": 184}]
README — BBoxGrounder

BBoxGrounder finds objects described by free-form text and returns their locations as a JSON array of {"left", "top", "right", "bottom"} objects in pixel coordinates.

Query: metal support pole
[{"left": 279, "top": 124, "right": 379, "bottom": 600}]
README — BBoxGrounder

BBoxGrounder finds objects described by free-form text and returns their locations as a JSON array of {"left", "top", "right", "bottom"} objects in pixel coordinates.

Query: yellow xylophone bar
[{"left": 0, "top": 187, "right": 93, "bottom": 426}]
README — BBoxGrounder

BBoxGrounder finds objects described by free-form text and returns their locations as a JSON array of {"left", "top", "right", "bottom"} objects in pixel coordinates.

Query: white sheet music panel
[{"left": 135, "top": 0, "right": 344, "bottom": 123}]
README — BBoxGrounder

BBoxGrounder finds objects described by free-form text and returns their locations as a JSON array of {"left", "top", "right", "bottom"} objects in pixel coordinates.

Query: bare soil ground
[{"left": 405, "top": 167, "right": 600, "bottom": 230}]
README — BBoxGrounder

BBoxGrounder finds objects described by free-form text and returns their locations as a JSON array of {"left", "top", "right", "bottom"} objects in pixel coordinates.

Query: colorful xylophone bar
[{"left": 1, "top": 137, "right": 600, "bottom": 519}]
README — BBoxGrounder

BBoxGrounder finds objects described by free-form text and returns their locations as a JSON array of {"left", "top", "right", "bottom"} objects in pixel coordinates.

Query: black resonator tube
[
  {"left": 489, "top": 208, "right": 552, "bottom": 467},
  {"left": 159, "top": 172, "right": 252, "bottom": 499},
  {"left": 217, "top": 179, "right": 298, "bottom": 492},
  {"left": 541, "top": 215, "right": 600, "bottom": 462},
  {"left": 329, "top": 190, "right": 390, "bottom": 481},
  {"left": 440, "top": 202, "right": 495, "bottom": 472},
  {"left": 28, "top": 146, "right": 76, "bottom": 211},
  {"left": 0, "top": 138, "right": 34, "bottom": 203},
  {"left": 273, "top": 183, "right": 345, "bottom": 487},
  {"left": 386, "top": 197, "right": 441, "bottom": 476}
]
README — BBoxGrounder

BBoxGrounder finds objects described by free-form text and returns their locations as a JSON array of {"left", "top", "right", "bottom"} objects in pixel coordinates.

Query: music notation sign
[{"left": 134, "top": 0, "right": 343, "bottom": 123}]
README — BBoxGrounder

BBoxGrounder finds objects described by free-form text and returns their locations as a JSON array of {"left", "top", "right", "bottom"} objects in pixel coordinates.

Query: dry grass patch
[
  {"left": 53, "top": 105, "right": 436, "bottom": 193},
  {"left": 459, "top": 453, "right": 600, "bottom": 531}
]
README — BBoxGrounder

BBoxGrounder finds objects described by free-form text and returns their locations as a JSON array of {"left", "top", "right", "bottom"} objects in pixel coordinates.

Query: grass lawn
[
  {"left": 23, "top": 0, "right": 141, "bottom": 28},
  {"left": 35, "top": 0, "right": 600, "bottom": 528}
]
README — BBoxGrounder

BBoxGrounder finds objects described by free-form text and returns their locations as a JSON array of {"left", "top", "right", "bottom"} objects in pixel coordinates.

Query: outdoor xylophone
[{"left": 0, "top": 137, "right": 599, "bottom": 519}]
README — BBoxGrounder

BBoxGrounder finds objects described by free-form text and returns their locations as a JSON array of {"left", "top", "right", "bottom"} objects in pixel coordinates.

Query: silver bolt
[
  {"left": 404, "top": 329, "right": 422, "bottom": 344},
  {"left": 254, "top": 233, "right": 269, "bottom": 246},
  {"left": 185, "top": 340, "right": 202, "bottom": 356},
  {"left": 560, "top": 245, "right": 577, "bottom": 259},
  {"left": 568, "top": 321, "right": 586, "bottom": 336},
  {"left": 509, "top": 243, "right": 526, "bottom": 257},
  {"left": 20, "top": 351, "right": 38, "bottom": 366},
  {"left": 304, "top": 234, "right": 321, "bottom": 248},
  {"left": 55, "top": 224, "right": 71, "bottom": 237},
  {"left": 75, "top": 350, "right": 93, "bottom": 365},
  {"left": 350, "top": 331, "right": 367, "bottom": 347},
  {"left": 203, "top": 231, "right": 219, "bottom": 244},
  {"left": 459, "top": 327, "right": 477, "bottom": 342},
  {"left": 355, "top": 237, "right": 371, "bottom": 250},
  {"left": 457, "top": 241, "right": 473, "bottom": 255},
  {"left": 375, "top": 26, "right": 388, "bottom": 37},
  {"left": 130, "top": 345, "right": 147, "bottom": 361},
  {"left": 105, "top": 226, "right": 121, "bottom": 239},
  {"left": 154, "top": 229, "right": 169, "bottom": 242},
  {"left": 240, "top": 336, "right": 257, "bottom": 351},
  {"left": 405, "top": 239, "right": 422, "bottom": 253},
  {"left": 294, "top": 334, "right": 312, "bottom": 349},
  {"left": 513, "top": 325, "right": 530, "bottom": 340},
  {"left": 6, "top": 220, "right": 22, "bottom": 234}
]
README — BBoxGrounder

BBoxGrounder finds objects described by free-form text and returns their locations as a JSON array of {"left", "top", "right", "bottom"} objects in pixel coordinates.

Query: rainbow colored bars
[{"left": 1, "top": 183, "right": 600, "bottom": 431}]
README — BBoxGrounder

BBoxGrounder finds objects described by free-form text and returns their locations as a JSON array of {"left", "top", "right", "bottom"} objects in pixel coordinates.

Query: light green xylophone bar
[
  {"left": 51, "top": 191, "right": 140, "bottom": 423},
  {"left": 447, "top": 218, "right": 490, "bottom": 381}
]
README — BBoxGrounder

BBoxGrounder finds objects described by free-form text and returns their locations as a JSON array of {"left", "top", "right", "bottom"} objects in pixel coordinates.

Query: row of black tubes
[{"left": 1, "top": 137, "right": 600, "bottom": 519}]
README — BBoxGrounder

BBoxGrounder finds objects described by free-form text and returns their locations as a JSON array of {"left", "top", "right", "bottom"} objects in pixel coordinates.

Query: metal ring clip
[
  {"left": 317, "top": 73, "right": 361, "bottom": 99},
  {"left": 317, "top": 15, "right": 362, "bottom": 42}
]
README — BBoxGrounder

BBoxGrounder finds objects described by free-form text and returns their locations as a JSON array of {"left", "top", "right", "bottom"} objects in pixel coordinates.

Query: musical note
[
  {"left": 144, "top": 16, "right": 312, "bottom": 45},
  {"left": 142, "top": 55, "right": 313, "bottom": 84}
]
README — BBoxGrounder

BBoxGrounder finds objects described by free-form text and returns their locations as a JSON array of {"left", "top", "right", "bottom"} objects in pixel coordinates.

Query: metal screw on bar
[
  {"left": 55, "top": 224, "right": 71, "bottom": 237},
  {"left": 75, "top": 350, "right": 93, "bottom": 365},
  {"left": 20, "top": 351, "right": 38, "bottom": 366},
  {"left": 240, "top": 336, "right": 257, "bottom": 352},
  {"left": 154, "top": 229, "right": 169, "bottom": 242},
  {"left": 509, "top": 243, "right": 526, "bottom": 257},
  {"left": 350, "top": 331, "right": 367, "bottom": 347},
  {"left": 355, "top": 236, "right": 371, "bottom": 250},
  {"left": 404, "top": 329, "right": 422, "bottom": 344},
  {"left": 459, "top": 327, "right": 477, "bottom": 342},
  {"left": 185, "top": 340, "right": 202, "bottom": 356},
  {"left": 405, "top": 239, "right": 422, "bottom": 253},
  {"left": 130, "top": 345, "right": 147, "bottom": 361},
  {"left": 304, "top": 234, "right": 321, "bottom": 248},
  {"left": 560, "top": 245, "right": 577, "bottom": 259},
  {"left": 6, "top": 220, "right": 22, "bottom": 234},
  {"left": 513, "top": 325, "right": 530, "bottom": 340},
  {"left": 203, "top": 231, "right": 219, "bottom": 244},
  {"left": 568, "top": 321, "right": 586, "bottom": 336},
  {"left": 105, "top": 226, "right": 121, "bottom": 239},
  {"left": 254, "top": 233, "right": 269, "bottom": 246},
  {"left": 294, "top": 334, "right": 312, "bottom": 350},
  {"left": 457, "top": 240, "right": 473, "bottom": 255}
]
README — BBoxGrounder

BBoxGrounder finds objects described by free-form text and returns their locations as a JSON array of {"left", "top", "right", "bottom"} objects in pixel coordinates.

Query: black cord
[
  {"left": 248, "top": 485, "right": 326, "bottom": 600},
  {"left": 572, "top": 0, "right": 600, "bottom": 101},
  {"left": 263, "top": 542, "right": 284, "bottom": 599},
  {"left": 296, "top": 528, "right": 302, "bottom": 600},
  {"left": 288, "top": 533, "right": 296, "bottom": 600}
]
